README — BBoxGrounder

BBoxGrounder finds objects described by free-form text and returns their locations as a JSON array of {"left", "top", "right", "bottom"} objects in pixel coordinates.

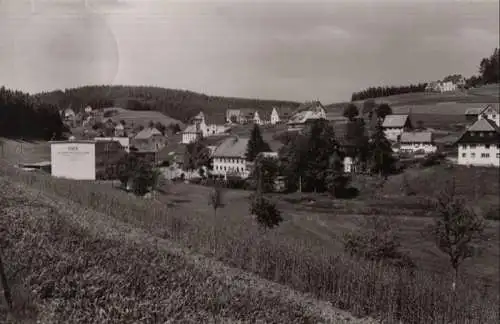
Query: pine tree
[
  {"left": 368, "top": 121, "right": 395, "bottom": 178},
  {"left": 245, "top": 124, "right": 271, "bottom": 162}
]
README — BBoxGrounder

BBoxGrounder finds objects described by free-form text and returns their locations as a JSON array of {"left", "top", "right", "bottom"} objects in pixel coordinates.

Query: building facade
[
  {"left": 382, "top": 114, "right": 413, "bottom": 142},
  {"left": 211, "top": 136, "right": 251, "bottom": 179},
  {"left": 456, "top": 118, "right": 500, "bottom": 167},
  {"left": 398, "top": 131, "right": 437, "bottom": 154}
]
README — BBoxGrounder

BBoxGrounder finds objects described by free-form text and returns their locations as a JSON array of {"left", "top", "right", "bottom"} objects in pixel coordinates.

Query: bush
[{"left": 420, "top": 152, "right": 446, "bottom": 168}]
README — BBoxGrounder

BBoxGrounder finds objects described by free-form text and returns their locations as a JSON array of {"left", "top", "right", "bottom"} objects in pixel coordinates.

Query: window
[
  {"left": 481, "top": 153, "right": 490, "bottom": 158},
  {"left": 485, "top": 144, "right": 490, "bottom": 149},
  {"left": 462, "top": 153, "right": 466, "bottom": 158},
  {"left": 471, "top": 153, "right": 476, "bottom": 158},
  {"left": 470, "top": 144, "right": 476, "bottom": 149},
  {"left": 492, "top": 115, "right": 496, "bottom": 119},
  {"left": 479, "top": 132, "right": 484, "bottom": 137},
  {"left": 497, "top": 153, "right": 500, "bottom": 158}
]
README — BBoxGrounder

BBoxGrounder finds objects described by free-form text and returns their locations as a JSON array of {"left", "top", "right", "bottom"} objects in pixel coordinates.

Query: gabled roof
[
  {"left": 134, "top": 127, "right": 163, "bottom": 139},
  {"left": 296, "top": 100, "right": 325, "bottom": 112},
  {"left": 275, "top": 106, "right": 294, "bottom": 118},
  {"left": 400, "top": 131, "right": 433, "bottom": 144},
  {"left": 212, "top": 136, "right": 250, "bottom": 158},
  {"left": 382, "top": 114, "right": 409, "bottom": 128},
  {"left": 467, "top": 118, "right": 500, "bottom": 132},
  {"left": 182, "top": 124, "right": 201, "bottom": 134}
]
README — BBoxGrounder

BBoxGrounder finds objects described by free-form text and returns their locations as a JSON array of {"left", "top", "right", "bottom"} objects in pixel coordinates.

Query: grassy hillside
[
  {"left": 0, "top": 176, "right": 378, "bottom": 323},
  {"left": 35, "top": 85, "right": 301, "bottom": 124},
  {"left": 1, "top": 161, "right": 498, "bottom": 323},
  {"left": 101, "top": 107, "right": 183, "bottom": 128}
]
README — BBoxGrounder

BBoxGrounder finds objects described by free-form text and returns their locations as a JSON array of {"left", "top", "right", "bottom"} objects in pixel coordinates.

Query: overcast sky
[{"left": 0, "top": 0, "right": 498, "bottom": 103}]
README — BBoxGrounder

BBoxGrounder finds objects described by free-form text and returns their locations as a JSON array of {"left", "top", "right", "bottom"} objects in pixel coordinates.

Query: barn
[{"left": 50, "top": 140, "right": 127, "bottom": 180}]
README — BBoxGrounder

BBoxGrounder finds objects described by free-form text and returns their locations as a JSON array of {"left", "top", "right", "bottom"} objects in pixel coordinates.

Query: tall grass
[{"left": 1, "top": 163, "right": 498, "bottom": 323}]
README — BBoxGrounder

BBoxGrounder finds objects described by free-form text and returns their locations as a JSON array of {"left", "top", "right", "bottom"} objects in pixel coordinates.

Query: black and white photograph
[{"left": 0, "top": 0, "right": 499, "bottom": 322}]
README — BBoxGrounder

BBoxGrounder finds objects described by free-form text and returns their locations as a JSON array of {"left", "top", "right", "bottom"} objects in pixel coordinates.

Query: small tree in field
[
  {"left": 343, "top": 103, "right": 360, "bottom": 121},
  {"left": 427, "top": 177, "right": 485, "bottom": 290},
  {"left": 250, "top": 194, "right": 282, "bottom": 230},
  {"left": 208, "top": 186, "right": 224, "bottom": 252}
]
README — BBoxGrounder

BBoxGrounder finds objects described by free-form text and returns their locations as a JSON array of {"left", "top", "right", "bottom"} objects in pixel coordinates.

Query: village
[{"left": 27, "top": 92, "right": 499, "bottom": 189}]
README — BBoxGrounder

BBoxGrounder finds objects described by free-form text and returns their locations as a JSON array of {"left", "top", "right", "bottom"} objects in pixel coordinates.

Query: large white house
[
  {"left": 456, "top": 118, "right": 500, "bottom": 167},
  {"left": 398, "top": 131, "right": 437, "bottom": 154},
  {"left": 182, "top": 112, "right": 228, "bottom": 144},
  {"left": 211, "top": 136, "right": 251, "bottom": 179},
  {"left": 382, "top": 114, "right": 413, "bottom": 142},
  {"left": 425, "top": 81, "right": 457, "bottom": 93}
]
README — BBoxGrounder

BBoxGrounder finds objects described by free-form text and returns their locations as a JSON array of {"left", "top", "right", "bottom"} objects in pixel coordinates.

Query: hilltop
[{"left": 34, "top": 85, "right": 302, "bottom": 124}]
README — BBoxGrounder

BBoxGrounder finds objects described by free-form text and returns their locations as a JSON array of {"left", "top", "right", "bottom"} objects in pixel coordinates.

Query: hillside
[
  {"left": 0, "top": 170, "right": 376, "bottom": 323},
  {"left": 35, "top": 85, "right": 302, "bottom": 124}
]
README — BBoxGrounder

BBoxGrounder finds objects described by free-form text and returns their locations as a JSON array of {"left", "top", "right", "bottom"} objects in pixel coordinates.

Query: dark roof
[
  {"left": 454, "top": 118, "right": 500, "bottom": 145},
  {"left": 275, "top": 106, "right": 294, "bottom": 118},
  {"left": 213, "top": 136, "right": 250, "bottom": 158}
]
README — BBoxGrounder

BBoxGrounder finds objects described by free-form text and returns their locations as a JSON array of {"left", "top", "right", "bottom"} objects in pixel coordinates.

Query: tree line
[
  {"left": 351, "top": 47, "right": 500, "bottom": 101},
  {"left": 34, "top": 85, "right": 301, "bottom": 124},
  {"left": 0, "top": 86, "right": 67, "bottom": 140}
]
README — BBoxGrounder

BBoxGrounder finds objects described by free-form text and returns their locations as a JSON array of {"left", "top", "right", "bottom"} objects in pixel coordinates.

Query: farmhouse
[
  {"left": 50, "top": 139, "right": 127, "bottom": 180},
  {"left": 131, "top": 127, "right": 166, "bottom": 152},
  {"left": 382, "top": 114, "right": 413, "bottom": 142},
  {"left": 287, "top": 101, "right": 327, "bottom": 131},
  {"left": 425, "top": 81, "right": 457, "bottom": 93},
  {"left": 456, "top": 118, "right": 500, "bottom": 167},
  {"left": 398, "top": 131, "right": 437, "bottom": 154},
  {"left": 226, "top": 108, "right": 255, "bottom": 124},
  {"left": 211, "top": 136, "right": 251, "bottom": 179},
  {"left": 270, "top": 106, "right": 294, "bottom": 124}
]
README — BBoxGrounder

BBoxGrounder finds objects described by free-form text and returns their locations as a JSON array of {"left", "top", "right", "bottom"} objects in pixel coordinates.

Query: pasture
[
  {"left": 1, "top": 161, "right": 498, "bottom": 323},
  {"left": 102, "top": 107, "right": 183, "bottom": 128}
]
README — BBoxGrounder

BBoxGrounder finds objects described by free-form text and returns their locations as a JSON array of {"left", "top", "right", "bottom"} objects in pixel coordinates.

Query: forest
[
  {"left": 34, "top": 85, "right": 301, "bottom": 123},
  {"left": 0, "top": 86, "right": 66, "bottom": 140}
]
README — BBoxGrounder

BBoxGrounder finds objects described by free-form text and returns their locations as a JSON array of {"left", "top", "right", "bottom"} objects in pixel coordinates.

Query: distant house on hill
[
  {"left": 425, "top": 81, "right": 457, "bottom": 93},
  {"left": 382, "top": 114, "right": 413, "bottom": 142},
  {"left": 182, "top": 111, "right": 228, "bottom": 144},
  {"left": 84, "top": 106, "right": 93, "bottom": 114},
  {"left": 211, "top": 136, "right": 251, "bottom": 179},
  {"left": 269, "top": 106, "right": 294, "bottom": 124},
  {"left": 131, "top": 127, "right": 166, "bottom": 152},
  {"left": 455, "top": 118, "right": 500, "bottom": 167},
  {"left": 287, "top": 101, "right": 327, "bottom": 131},
  {"left": 226, "top": 108, "right": 255, "bottom": 124},
  {"left": 398, "top": 131, "right": 436, "bottom": 154},
  {"left": 465, "top": 104, "right": 500, "bottom": 127}
]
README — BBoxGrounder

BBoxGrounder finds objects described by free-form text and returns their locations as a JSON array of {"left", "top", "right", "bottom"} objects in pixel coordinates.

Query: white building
[
  {"left": 398, "top": 131, "right": 437, "bottom": 154},
  {"left": 50, "top": 140, "right": 97, "bottom": 180},
  {"left": 84, "top": 106, "right": 93, "bottom": 114},
  {"left": 94, "top": 136, "right": 130, "bottom": 153},
  {"left": 438, "top": 81, "right": 457, "bottom": 92},
  {"left": 269, "top": 106, "right": 294, "bottom": 125},
  {"left": 270, "top": 107, "right": 280, "bottom": 125},
  {"left": 456, "top": 118, "right": 500, "bottom": 167},
  {"left": 181, "top": 112, "right": 228, "bottom": 144},
  {"left": 212, "top": 136, "right": 251, "bottom": 179},
  {"left": 382, "top": 114, "right": 413, "bottom": 142}
]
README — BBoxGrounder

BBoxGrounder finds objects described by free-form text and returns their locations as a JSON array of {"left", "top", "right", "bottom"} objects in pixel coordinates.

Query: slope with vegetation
[
  {"left": 0, "top": 175, "right": 376, "bottom": 324},
  {"left": 34, "top": 85, "right": 301, "bottom": 123}
]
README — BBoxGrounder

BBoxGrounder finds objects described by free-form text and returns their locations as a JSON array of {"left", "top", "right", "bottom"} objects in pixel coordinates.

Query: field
[
  {"left": 102, "top": 107, "right": 184, "bottom": 128},
  {"left": 0, "top": 139, "right": 50, "bottom": 165},
  {"left": 1, "top": 160, "right": 498, "bottom": 323}
]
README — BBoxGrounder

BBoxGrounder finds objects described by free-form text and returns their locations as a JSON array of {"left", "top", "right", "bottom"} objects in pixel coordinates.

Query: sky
[{"left": 0, "top": 0, "right": 498, "bottom": 103}]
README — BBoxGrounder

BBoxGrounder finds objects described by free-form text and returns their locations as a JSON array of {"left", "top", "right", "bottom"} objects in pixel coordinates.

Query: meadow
[
  {"left": 1, "top": 160, "right": 498, "bottom": 323},
  {"left": 0, "top": 177, "right": 372, "bottom": 323},
  {"left": 102, "top": 107, "right": 183, "bottom": 128}
]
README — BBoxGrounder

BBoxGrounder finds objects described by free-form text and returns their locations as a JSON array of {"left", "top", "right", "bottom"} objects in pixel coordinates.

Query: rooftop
[
  {"left": 134, "top": 127, "right": 163, "bottom": 139},
  {"left": 400, "top": 131, "right": 433, "bottom": 143},
  {"left": 382, "top": 114, "right": 409, "bottom": 128},
  {"left": 467, "top": 118, "right": 500, "bottom": 132},
  {"left": 212, "top": 136, "right": 250, "bottom": 158}
]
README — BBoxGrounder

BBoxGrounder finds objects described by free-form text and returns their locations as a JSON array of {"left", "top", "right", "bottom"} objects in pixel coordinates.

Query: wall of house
[
  {"left": 182, "top": 132, "right": 201, "bottom": 144},
  {"left": 205, "top": 124, "right": 227, "bottom": 136},
  {"left": 51, "top": 142, "right": 96, "bottom": 180},
  {"left": 458, "top": 143, "right": 500, "bottom": 167},
  {"left": 212, "top": 157, "right": 249, "bottom": 178},
  {"left": 344, "top": 156, "right": 353, "bottom": 173},
  {"left": 384, "top": 128, "right": 403, "bottom": 142},
  {"left": 270, "top": 110, "right": 280, "bottom": 124},
  {"left": 400, "top": 143, "right": 437, "bottom": 154}
]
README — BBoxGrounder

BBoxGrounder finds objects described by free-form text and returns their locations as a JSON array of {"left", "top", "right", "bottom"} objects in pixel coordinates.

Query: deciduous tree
[
  {"left": 368, "top": 121, "right": 395, "bottom": 178},
  {"left": 343, "top": 103, "right": 359, "bottom": 121},
  {"left": 376, "top": 103, "right": 392, "bottom": 120}
]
